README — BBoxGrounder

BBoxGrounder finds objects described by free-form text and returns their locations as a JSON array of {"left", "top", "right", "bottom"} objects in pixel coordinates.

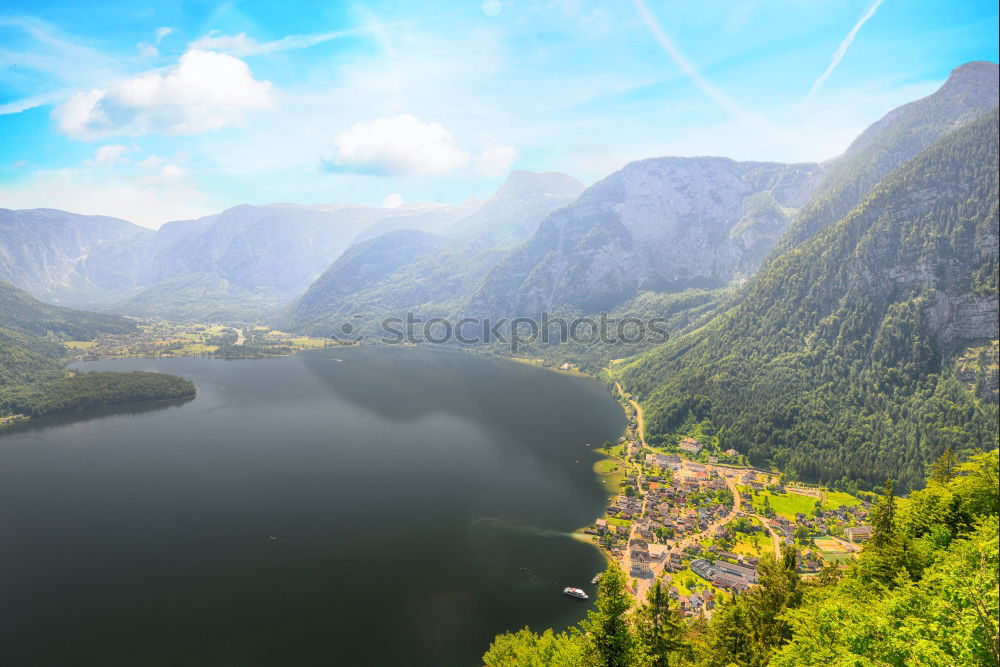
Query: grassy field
[
  {"left": 820, "top": 551, "right": 854, "bottom": 565},
  {"left": 731, "top": 529, "right": 771, "bottom": 556},
  {"left": 669, "top": 566, "right": 723, "bottom": 597},
  {"left": 288, "top": 336, "right": 329, "bottom": 349},
  {"left": 812, "top": 537, "right": 856, "bottom": 565},
  {"left": 750, "top": 490, "right": 818, "bottom": 519},
  {"left": 594, "top": 458, "right": 626, "bottom": 495},
  {"left": 174, "top": 343, "right": 219, "bottom": 354},
  {"left": 822, "top": 490, "right": 863, "bottom": 510},
  {"left": 63, "top": 341, "right": 97, "bottom": 349},
  {"left": 594, "top": 459, "right": 623, "bottom": 474}
]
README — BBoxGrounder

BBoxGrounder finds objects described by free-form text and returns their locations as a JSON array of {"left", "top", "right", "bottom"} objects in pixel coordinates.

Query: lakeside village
[
  {"left": 63, "top": 321, "right": 334, "bottom": 360},
  {"left": 581, "top": 388, "right": 872, "bottom": 617}
]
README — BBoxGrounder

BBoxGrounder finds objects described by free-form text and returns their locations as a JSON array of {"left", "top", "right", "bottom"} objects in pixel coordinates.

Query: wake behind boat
[{"left": 563, "top": 587, "right": 588, "bottom": 599}]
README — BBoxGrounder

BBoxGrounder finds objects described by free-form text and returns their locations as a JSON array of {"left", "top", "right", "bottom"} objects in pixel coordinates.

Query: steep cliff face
[
  {"left": 0, "top": 209, "right": 153, "bottom": 306},
  {"left": 468, "top": 158, "right": 823, "bottom": 316}
]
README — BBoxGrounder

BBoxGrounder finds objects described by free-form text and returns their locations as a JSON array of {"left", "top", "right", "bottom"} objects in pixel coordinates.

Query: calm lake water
[{"left": 0, "top": 346, "right": 624, "bottom": 666}]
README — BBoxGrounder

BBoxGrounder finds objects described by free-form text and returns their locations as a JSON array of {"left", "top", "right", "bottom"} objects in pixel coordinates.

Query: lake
[{"left": 0, "top": 346, "right": 625, "bottom": 666}]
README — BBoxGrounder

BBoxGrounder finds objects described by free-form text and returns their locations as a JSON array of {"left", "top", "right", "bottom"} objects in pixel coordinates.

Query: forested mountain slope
[
  {"left": 612, "top": 108, "right": 1000, "bottom": 491},
  {"left": 777, "top": 61, "right": 999, "bottom": 252},
  {"left": 0, "top": 279, "right": 136, "bottom": 340}
]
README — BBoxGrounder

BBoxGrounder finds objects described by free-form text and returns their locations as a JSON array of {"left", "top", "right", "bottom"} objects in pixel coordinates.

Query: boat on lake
[{"left": 563, "top": 587, "right": 588, "bottom": 599}]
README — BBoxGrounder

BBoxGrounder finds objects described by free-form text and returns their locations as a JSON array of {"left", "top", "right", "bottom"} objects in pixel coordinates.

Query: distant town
[
  {"left": 64, "top": 321, "right": 335, "bottom": 361},
  {"left": 582, "top": 384, "right": 872, "bottom": 616}
]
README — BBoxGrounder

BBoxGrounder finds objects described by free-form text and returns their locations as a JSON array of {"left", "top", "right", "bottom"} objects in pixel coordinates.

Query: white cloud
[
  {"left": 326, "top": 114, "right": 470, "bottom": 176},
  {"left": 137, "top": 154, "right": 167, "bottom": 169},
  {"left": 88, "top": 144, "right": 132, "bottom": 166},
  {"left": 481, "top": 0, "right": 503, "bottom": 17},
  {"left": 142, "top": 163, "right": 187, "bottom": 184},
  {"left": 188, "top": 31, "right": 259, "bottom": 54},
  {"left": 186, "top": 23, "right": 401, "bottom": 57},
  {"left": 136, "top": 26, "right": 173, "bottom": 58},
  {"left": 52, "top": 49, "right": 273, "bottom": 140},
  {"left": 137, "top": 43, "right": 159, "bottom": 59},
  {"left": 474, "top": 140, "right": 517, "bottom": 176},
  {"left": 381, "top": 193, "right": 403, "bottom": 208}
]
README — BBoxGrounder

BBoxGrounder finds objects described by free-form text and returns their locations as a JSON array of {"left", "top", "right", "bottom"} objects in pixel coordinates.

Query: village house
[
  {"left": 666, "top": 552, "right": 684, "bottom": 572},
  {"left": 690, "top": 558, "right": 715, "bottom": 581},
  {"left": 713, "top": 571, "right": 751, "bottom": 592},
  {"left": 629, "top": 538, "right": 652, "bottom": 575},
  {"left": 845, "top": 525, "right": 873, "bottom": 542},
  {"left": 679, "top": 437, "right": 703, "bottom": 454},
  {"left": 714, "top": 561, "right": 758, "bottom": 584}
]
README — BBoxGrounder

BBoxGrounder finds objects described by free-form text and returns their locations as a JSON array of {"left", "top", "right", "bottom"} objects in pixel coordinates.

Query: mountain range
[
  {"left": 0, "top": 201, "right": 471, "bottom": 320},
  {"left": 1, "top": 61, "right": 996, "bottom": 487}
]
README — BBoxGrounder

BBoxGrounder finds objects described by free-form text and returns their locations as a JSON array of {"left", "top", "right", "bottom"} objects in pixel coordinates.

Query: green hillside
[
  {"left": 0, "top": 281, "right": 195, "bottom": 418},
  {"left": 611, "top": 109, "right": 999, "bottom": 491}
]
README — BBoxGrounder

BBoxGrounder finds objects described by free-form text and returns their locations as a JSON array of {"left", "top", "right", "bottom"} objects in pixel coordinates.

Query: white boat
[
  {"left": 563, "top": 587, "right": 589, "bottom": 599},
  {"left": 591, "top": 573, "right": 602, "bottom": 585}
]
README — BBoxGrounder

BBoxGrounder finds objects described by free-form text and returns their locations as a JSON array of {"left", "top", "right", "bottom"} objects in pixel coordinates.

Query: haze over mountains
[
  {"left": 0, "top": 201, "right": 471, "bottom": 320},
  {"left": 1, "top": 61, "right": 997, "bottom": 489},
  {"left": 4, "top": 63, "right": 995, "bottom": 334}
]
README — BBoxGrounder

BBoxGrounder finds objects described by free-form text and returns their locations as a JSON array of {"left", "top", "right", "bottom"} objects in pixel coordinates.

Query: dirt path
[{"left": 755, "top": 515, "right": 782, "bottom": 557}]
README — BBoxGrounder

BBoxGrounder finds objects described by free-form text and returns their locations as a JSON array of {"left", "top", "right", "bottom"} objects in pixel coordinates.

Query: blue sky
[{"left": 0, "top": 0, "right": 997, "bottom": 227}]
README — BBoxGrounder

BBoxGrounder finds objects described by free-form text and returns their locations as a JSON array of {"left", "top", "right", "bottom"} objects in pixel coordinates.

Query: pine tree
[
  {"left": 635, "top": 579, "right": 686, "bottom": 666},
  {"left": 582, "top": 565, "right": 636, "bottom": 667},
  {"left": 870, "top": 478, "right": 896, "bottom": 548},
  {"left": 929, "top": 445, "right": 959, "bottom": 484}
]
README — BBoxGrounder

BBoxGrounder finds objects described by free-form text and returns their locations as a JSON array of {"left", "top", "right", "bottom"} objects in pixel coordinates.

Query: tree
[
  {"left": 870, "top": 478, "right": 896, "bottom": 549},
  {"left": 482, "top": 627, "right": 586, "bottom": 666},
  {"left": 635, "top": 579, "right": 687, "bottom": 667},
  {"left": 582, "top": 565, "right": 636, "bottom": 667},
  {"left": 698, "top": 545, "right": 802, "bottom": 666},
  {"left": 929, "top": 445, "right": 959, "bottom": 485}
]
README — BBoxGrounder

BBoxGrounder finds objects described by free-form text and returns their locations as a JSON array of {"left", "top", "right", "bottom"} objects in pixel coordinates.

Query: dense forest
[
  {"left": 610, "top": 109, "right": 999, "bottom": 492},
  {"left": 0, "top": 281, "right": 195, "bottom": 418},
  {"left": 483, "top": 448, "right": 999, "bottom": 666},
  {"left": 3, "top": 371, "right": 195, "bottom": 417}
]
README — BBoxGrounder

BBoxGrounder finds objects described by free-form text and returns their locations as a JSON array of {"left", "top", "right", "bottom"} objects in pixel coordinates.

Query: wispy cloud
[
  {"left": 189, "top": 21, "right": 410, "bottom": 57},
  {"left": 810, "top": 0, "right": 886, "bottom": 94},
  {"left": 630, "top": 0, "right": 761, "bottom": 127}
]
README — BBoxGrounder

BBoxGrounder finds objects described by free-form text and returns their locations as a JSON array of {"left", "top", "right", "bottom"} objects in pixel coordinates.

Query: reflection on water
[
  {"left": 0, "top": 346, "right": 623, "bottom": 667},
  {"left": 1, "top": 394, "right": 194, "bottom": 434}
]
